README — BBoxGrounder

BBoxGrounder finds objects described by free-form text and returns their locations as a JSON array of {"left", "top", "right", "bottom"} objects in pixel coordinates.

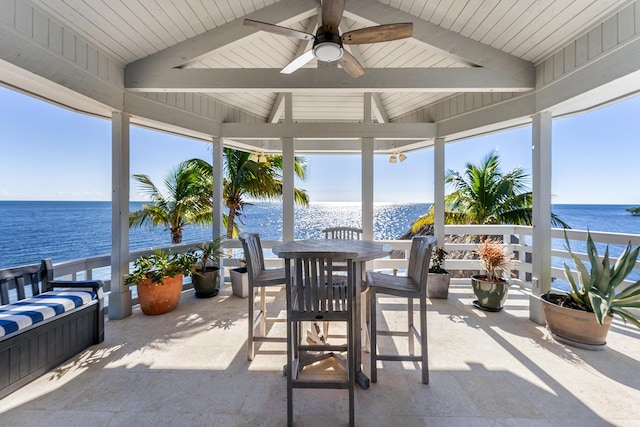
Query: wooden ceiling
[{"left": 27, "top": 0, "right": 632, "bottom": 124}]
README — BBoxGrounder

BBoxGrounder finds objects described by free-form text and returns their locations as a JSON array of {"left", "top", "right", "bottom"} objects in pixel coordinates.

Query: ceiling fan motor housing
[{"left": 313, "top": 29, "right": 344, "bottom": 62}]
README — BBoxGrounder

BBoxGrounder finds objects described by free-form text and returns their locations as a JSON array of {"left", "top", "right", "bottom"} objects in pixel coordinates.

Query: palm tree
[
  {"left": 411, "top": 151, "right": 568, "bottom": 232},
  {"left": 130, "top": 160, "right": 213, "bottom": 244},
  {"left": 186, "top": 148, "right": 310, "bottom": 239}
]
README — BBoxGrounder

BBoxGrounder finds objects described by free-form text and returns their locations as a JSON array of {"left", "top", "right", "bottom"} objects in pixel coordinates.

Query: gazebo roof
[{"left": 2, "top": 0, "right": 640, "bottom": 153}]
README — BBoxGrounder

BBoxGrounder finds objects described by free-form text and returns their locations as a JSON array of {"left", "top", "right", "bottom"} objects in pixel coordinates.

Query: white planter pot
[
  {"left": 427, "top": 272, "right": 450, "bottom": 299},
  {"left": 231, "top": 267, "right": 249, "bottom": 298}
]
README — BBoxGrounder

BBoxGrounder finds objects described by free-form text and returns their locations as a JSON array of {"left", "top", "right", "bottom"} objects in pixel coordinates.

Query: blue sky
[{"left": 1, "top": 85, "right": 639, "bottom": 204}]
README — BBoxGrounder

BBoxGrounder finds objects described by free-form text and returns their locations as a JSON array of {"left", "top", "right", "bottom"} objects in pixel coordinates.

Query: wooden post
[
  {"left": 434, "top": 137, "right": 445, "bottom": 247},
  {"left": 110, "top": 111, "right": 132, "bottom": 320},
  {"left": 531, "top": 111, "right": 552, "bottom": 324},
  {"left": 362, "top": 93, "right": 374, "bottom": 241},
  {"left": 282, "top": 93, "right": 295, "bottom": 241}
]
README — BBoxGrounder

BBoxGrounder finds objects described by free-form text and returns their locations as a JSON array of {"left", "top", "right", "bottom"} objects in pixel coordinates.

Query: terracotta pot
[
  {"left": 470, "top": 275, "right": 509, "bottom": 311},
  {"left": 191, "top": 266, "right": 220, "bottom": 298},
  {"left": 541, "top": 293, "right": 612, "bottom": 348},
  {"left": 427, "top": 272, "right": 451, "bottom": 299},
  {"left": 137, "top": 274, "right": 183, "bottom": 315}
]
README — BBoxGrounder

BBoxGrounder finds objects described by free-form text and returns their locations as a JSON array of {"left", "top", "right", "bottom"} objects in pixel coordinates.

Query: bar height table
[{"left": 272, "top": 239, "right": 393, "bottom": 389}]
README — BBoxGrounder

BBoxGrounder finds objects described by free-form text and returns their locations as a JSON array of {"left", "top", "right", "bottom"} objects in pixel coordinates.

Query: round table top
[{"left": 272, "top": 239, "right": 393, "bottom": 262}]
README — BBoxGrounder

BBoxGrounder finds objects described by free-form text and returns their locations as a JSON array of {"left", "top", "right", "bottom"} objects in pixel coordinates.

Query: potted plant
[
  {"left": 124, "top": 249, "right": 196, "bottom": 315},
  {"left": 541, "top": 231, "right": 640, "bottom": 349},
  {"left": 471, "top": 238, "right": 513, "bottom": 311},
  {"left": 427, "top": 246, "right": 451, "bottom": 299},
  {"left": 191, "top": 238, "right": 224, "bottom": 298}
]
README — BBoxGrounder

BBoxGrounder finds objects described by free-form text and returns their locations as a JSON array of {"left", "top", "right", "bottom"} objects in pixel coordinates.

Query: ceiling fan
[{"left": 244, "top": 0, "right": 413, "bottom": 78}]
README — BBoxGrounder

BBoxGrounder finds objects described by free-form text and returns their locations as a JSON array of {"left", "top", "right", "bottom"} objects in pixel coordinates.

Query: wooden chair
[
  {"left": 239, "top": 232, "right": 287, "bottom": 361},
  {"left": 284, "top": 251, "right": 357, "bottom": 427},
  {"left": 322, "top": 226, "right": 363, "bottom": 240},
  {"left": 367, "top": 235, "right": 436, "bottom": 384},
  {"left": 317, "top": 226, "right": 363, "bottom": 345}
]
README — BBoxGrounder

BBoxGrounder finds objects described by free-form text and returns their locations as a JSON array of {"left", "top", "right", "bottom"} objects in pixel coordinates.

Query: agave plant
[{"left": 563, "top": 230, "right": 640, "bottom": 328}]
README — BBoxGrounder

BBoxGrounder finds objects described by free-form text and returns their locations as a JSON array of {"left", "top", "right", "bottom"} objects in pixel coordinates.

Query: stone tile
[{"left": 1, "top": 286, "right": 639, "bottom": 426}]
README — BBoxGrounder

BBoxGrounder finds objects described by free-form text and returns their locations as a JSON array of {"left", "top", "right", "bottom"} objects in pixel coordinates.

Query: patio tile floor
[{"left": 1, "top": 282, "right": 639, "bottom": 426}]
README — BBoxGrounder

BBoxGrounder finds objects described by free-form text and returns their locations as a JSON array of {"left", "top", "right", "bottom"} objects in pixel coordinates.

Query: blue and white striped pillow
[{"left": 0, "top": 290, "right": 96, "bottom": 338}]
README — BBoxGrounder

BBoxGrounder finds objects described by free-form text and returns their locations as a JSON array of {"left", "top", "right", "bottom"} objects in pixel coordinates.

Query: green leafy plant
[
  {"left": 192, "top": 237, "right": 224, "bottom": 271},
  {"left": 124, "top": 249, "right": 197, "bottom": 286},
  {"left": 428, "top": 247, "right": 449, "bottom": 274},
  {"left": 477, "top": 238, "right": 513, "bottom": 281},
  {"left": 626, "top": 206, "right": 640, "bottom": 216},
  {"left": 560, "top": 230, "right": 640, "bottom": 328}
]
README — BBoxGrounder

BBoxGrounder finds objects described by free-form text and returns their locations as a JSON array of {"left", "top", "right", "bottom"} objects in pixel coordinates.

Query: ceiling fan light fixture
[{"left": 314, "top": 42, "right": 343, "bottom": 62}]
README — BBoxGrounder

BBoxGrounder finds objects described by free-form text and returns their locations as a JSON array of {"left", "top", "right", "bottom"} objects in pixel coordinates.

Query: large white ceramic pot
[
  {"left": 541, "top": 292, "right": 612, "bottom": 349},
  {"left": 427, "top": 272, "right": 451, "bottom": 299}
]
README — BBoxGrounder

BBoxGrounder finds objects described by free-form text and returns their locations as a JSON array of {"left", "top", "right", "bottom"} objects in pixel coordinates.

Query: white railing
[{"left": 44, "top": 225, "right": 640, "bottom": 311}]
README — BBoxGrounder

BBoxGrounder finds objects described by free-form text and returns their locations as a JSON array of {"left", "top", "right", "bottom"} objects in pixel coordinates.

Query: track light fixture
[
  {"left": 250, "top": 151, "right": 268, "bottom": 163},
  {"left": 389, "top": 151, "right": 406, "bottom": 163}
]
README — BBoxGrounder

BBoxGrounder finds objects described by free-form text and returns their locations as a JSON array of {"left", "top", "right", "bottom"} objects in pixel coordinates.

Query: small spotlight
[
  {"left": 399, "top": 152, "right": 407, "bottom": 162},
  {"left": 389, "top": 153, "right": 397, "bottom": 163}
]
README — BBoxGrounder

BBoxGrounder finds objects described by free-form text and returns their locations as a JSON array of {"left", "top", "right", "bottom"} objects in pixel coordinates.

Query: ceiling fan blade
[
  {"left": 244, "top": 19, "right": 314, "bottom": 41},
  {"left": 322, "top": 0, "right": 345, "bottom": 33},
  {"left": 342, "top": 23, "right": 413, "bottom": 44},
  {"left": 281, "top": 49, "right": 315, "bottom": 74},
  {"left": 337, "top": 50, "right": 365, "bottom": 78}
]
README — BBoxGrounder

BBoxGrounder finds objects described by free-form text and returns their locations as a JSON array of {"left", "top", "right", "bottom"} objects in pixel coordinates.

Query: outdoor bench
[{"left": 0, "top": 259, "right": 104, "bottom": 399}]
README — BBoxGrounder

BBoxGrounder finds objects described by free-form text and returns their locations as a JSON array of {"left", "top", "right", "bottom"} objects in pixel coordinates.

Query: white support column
[
  {"left": 212, "top": 137, "right": 224, "bottom": 240},
  {"left": 282, "top": 93, "right": 295, "bottom": 241},
  {"left": 531, "top": 111, "right": 553, "bottom": 324},
  {"left": 282, "top": 137, "right": 294, "bottom": 241},
  {"left": 110, "top": 111, "right": 132, "bottom": 320},
  {"left": 434, "top": 137, "right": 446, "bottom": 247},
  {"left": 212, "top": 137, "right": 225, "bottom": 285},
  {"left": 362, "top": 93, "right": 374, "bottom": 240}
]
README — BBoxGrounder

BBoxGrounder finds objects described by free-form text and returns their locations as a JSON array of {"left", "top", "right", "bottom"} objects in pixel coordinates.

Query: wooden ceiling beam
[{"left": 126, "top": 67, "right": 534, "bottom": 92}]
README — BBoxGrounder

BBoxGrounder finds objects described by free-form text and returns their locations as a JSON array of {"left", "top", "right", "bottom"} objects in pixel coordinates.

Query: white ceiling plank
[
  {"left": 126, "top": 67, "right": 534, "bottom": 92},
  {"left": 343, "top": 0, "right": 534, "bottom": 81},
  {"left": 31, "top": 0, "right": 143, "bottom": 63},
  {"left": 457, "top": 0, "right": 500, "bottom": 39},
  {"left": 126, "top": 0, "right": 318, "bottom": 81}
]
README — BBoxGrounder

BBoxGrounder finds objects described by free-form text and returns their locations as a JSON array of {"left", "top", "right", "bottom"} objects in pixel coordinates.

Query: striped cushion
[{"left": 0, "top": 290, "right": 96, "bottom": 338}]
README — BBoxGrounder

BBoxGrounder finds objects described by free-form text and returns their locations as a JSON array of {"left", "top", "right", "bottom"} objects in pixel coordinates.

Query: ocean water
[
  {"left": 0, "top": 201, "right": 639, "bottom": 270},
  {"left": 0, "top": 201, "right": 429, "bottom": 268}
]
